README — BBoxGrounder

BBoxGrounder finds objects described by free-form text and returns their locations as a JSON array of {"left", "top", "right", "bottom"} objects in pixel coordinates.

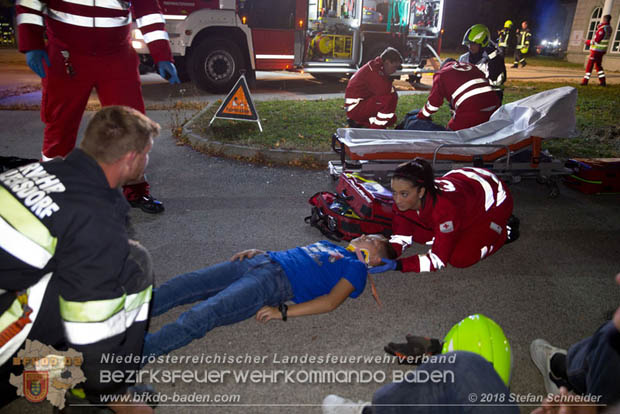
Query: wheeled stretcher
[{"left": 329, "top": 87, "right": 578, "bottom": 196}]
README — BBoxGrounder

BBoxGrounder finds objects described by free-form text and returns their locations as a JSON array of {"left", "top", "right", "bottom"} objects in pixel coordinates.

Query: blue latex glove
[
  {"left": 368, "top": 258, "right": 398, "bottom": 274},
  {"left": 157, "top": 61, "right": 180, "bottom": 84},
  {"left": 26, "top": 50, "right": 50, "bottom": 78}
]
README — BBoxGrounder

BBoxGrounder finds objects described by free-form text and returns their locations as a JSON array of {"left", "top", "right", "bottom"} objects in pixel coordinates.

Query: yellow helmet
[
  {"left": 442, "top": 314, "right": 512, "bottom": 386},
  {"left": 504, "top": 20, "right": 514, "bottom": 28}
]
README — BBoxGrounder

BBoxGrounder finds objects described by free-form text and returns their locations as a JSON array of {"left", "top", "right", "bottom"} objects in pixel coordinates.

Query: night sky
[{"left": 441, "top": 0, "right": 577, "bottom": 49}]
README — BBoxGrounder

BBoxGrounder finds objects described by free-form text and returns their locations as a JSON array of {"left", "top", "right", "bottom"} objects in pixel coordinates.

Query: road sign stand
[{"left": 209, "top": 75, "right": 263, "bottom": 132}]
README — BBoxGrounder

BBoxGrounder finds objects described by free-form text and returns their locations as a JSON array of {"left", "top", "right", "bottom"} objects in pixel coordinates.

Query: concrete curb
[{"left": 181, "top": 101, "right": 341, "bottom": 167}]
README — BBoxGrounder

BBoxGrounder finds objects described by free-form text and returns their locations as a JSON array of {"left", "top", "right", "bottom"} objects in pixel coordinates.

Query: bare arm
[
  {"left": 230, "top": 249, "right": 266, "bottom": 261},
  {"left": 256, "top": 278, "right": 355, "bottom": 322}
]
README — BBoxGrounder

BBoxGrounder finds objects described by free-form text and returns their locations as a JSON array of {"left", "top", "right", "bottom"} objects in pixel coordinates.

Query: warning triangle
[{"left": 214, "top": 75, "right": 258, "bottom": 121}]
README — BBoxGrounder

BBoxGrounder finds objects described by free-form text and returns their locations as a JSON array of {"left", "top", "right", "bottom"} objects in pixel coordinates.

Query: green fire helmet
[
  {"left": 442, "top": 314, "right": 512, "bottom": 386},
  {"left": 504, "top": 20, "right": 514, "bottom": 28},
  {"left": 462, "top": 24, "right": 491, "bottom": 48}
]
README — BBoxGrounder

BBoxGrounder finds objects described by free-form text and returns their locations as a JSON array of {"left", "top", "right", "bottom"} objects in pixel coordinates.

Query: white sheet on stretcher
[{"left": 337, "top": 86, "right": 578, "bottom": 157}]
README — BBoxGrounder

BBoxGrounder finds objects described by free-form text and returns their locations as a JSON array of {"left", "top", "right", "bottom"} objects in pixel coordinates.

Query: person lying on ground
[{"left": 143, "top": 235, "right": 396, "bottom": 357}]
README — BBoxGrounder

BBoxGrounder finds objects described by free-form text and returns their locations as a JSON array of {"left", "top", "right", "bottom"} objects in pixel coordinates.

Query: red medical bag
[
  {"left": 564, "top": 158, "right": 620, "bottom": 194},
  {"left": 335, "top": 173, "right": 394, "bottom": 222}
]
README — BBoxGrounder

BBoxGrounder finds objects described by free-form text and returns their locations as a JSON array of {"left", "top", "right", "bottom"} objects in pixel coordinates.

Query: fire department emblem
[{"left": 24, "top": 371, "right": 49, "bottom": 403}]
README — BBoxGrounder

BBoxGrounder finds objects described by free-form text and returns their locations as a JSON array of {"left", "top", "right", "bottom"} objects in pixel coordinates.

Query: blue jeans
[
  {"left": 399, "top": 109, "right": 448, "bottom": 131},
  {"left": 567, "top": 321, "right": 620, "bottom": 405},
  {"left": 369, "top": 351, "right": 518, "bottom": 414},
  {"left": 143, "top": 255, "right": 293, "bottom": 357}
]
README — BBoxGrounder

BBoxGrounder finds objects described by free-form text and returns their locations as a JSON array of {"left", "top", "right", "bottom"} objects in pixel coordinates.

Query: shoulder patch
[{"left": 439, "top": 221, "right": 454, "bottom": 233}]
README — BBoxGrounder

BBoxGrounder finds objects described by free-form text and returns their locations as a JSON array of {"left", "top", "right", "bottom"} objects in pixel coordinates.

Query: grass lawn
[
  {"left": 191, "top": 82, "right": 620, "bottom": 159},
  {"left": 440, "top": 49, "right": 584, "bottom": 70}
]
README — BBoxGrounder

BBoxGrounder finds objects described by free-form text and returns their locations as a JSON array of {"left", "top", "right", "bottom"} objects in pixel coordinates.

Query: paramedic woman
[{"left": 370, "top": 159, "right": 519, "bottom": 274}]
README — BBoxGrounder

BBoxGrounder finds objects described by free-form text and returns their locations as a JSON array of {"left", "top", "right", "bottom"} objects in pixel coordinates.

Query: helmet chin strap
[
  {"left": 345, "top": 244, "right": 370, "bottom": 264},
  {"left": 345, "top": 245, "right": 382, "bottom": 308}
]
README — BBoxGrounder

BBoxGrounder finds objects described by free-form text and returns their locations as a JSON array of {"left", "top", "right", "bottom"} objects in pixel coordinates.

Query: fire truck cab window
[{"left": 239, "top": 0, "right": 296, "bottom": 29}]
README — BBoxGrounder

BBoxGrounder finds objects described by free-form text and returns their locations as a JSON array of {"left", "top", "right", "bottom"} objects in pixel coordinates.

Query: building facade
[{"left": 567, "top": 0, "right": 620, "bottom": 70}]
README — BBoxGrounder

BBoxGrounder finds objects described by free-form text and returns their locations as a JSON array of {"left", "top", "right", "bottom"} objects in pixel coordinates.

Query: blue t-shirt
[{"left": 268, "top": 241, "right": 367, "bottom": 304}]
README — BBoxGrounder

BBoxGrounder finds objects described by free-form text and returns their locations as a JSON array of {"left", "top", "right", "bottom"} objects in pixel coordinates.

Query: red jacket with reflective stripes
[
  {"left": 345, "top": 57, "right": 394, "bottom": 103},
  {"left": 390, "top": 168, "right": 509, "bottom": 272},
  {"left": 16, "top": 0, "right": 172, "bottom": 62},
  {"left": 587, "top": 21, "right": 611, "bottom": 53},
  {"left": 418, "top": 61, "right": 500, "bottom": 130}
]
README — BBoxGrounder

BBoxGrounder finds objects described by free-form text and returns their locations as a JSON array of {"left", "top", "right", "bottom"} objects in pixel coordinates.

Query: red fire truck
[{"left": 132, "top": 0, "right": 444, "bottom": 93}]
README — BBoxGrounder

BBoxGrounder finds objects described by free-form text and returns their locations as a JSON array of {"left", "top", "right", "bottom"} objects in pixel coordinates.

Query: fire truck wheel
[
  {"left": 173, "top": 57, "right": 191, "bottom": 83},
  {"left": 189, "top": 38, "right": 245, "bottom": 93}
]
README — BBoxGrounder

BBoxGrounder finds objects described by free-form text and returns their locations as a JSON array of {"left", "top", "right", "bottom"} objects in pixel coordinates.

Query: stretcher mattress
[{"left": 336, "top": 86, "right": 578, "bottom": 159}]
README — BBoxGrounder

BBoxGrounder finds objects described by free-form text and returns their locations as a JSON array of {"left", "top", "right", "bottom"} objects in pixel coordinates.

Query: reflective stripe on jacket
[
  {"left": 0, "top": 150, "right": 152, "bottom": 403},
  {"left": 590, "top": 22, "right": 611, "bottom": 52},
  {"left": 16, "top": 0, "right": 172, "bottom": 62},
  {"left": 516, "top": 28, "right": 531, "bottom": 49}
]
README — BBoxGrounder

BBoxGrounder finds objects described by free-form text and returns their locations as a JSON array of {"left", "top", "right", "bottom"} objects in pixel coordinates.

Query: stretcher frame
[{"left": 328, "top": 132, "right": 569, "bottom": 196}]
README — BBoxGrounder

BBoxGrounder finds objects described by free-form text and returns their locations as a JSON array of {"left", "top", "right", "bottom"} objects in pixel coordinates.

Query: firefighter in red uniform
[
  {"left": 414, "top": 58, "right": 501, "bottom": 131},
  {"left": 369, "top": 159, "right": 519, "bottom": 274},
  {"left": 16, "top": 0, "right": 180, "bottom": 213},
  {"left": 344, "top": 47, "right": 403, "bottom": 129},
  {"left": 582, "top": 14, "right": 612, "bottom": 86}
]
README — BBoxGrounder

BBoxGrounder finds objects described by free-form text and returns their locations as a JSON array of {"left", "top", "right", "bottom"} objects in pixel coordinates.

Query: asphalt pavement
[
  {"left": 1, "top": 48, "right": 620, "bottom": 413},
  {"left": 2, "top": 103, "right": 619, "bottom": 414}
]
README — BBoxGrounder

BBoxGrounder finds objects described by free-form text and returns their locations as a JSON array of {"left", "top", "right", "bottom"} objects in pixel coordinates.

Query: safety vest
[
  {"left": 498, "top": 28, "right": 511, "bottom": 48},
  {"left": 590, "top": 22, "right": 611, "bottom": 52},
  {"left": 0, "top": 274, "right": 52, "bottom": 366},
  {"left": 516, "top": 29, "right": 531, "bottom": 50}
]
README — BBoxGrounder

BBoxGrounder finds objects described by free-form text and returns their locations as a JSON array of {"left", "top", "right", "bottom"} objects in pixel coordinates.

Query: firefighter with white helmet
[{"left": 459, "top": 24, "right": 507, "bottom": 101}]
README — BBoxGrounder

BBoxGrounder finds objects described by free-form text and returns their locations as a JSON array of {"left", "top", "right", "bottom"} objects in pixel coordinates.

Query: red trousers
[
  {"left": 346, "top": 92, "right": 398, "bottom": 129},
  {"left": 583, "top": 51, "right": 606, "bottom": 85},
  {"left": 41, "top": 42, "right": 145, "bottom": 159}
]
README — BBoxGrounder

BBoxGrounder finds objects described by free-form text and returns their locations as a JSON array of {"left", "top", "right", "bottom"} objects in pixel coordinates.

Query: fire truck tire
[
  {"left": 173, "top": 57, "right": 191, "bottom": 83},
  {"left": 189, "top": 38, "right": 246, "bottom": 93}
]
